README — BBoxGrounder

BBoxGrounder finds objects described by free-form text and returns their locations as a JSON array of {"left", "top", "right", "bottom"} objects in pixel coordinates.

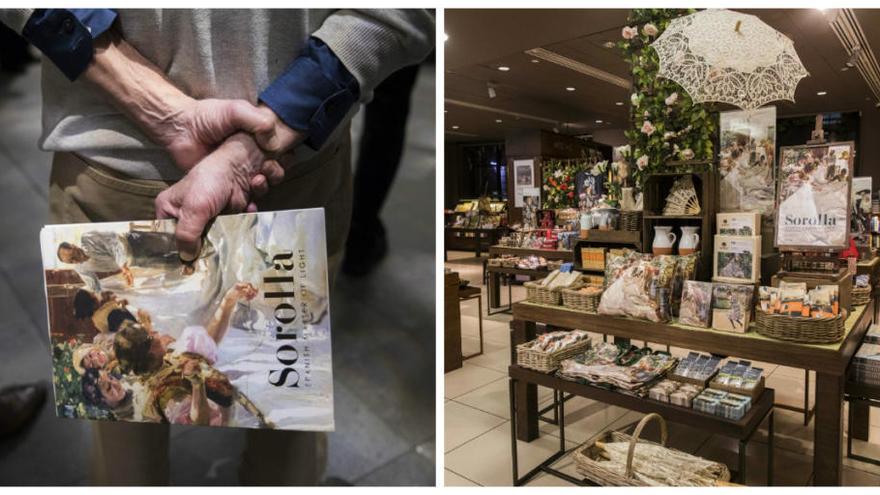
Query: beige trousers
[{"left": 49, "top": 137, "right": 352, "bottom": 485}]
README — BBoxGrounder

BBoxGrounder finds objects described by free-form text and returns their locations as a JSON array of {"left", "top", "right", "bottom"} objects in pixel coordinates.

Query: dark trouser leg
[{"left": 344, "top": 64, "right": 421, "bottom": 275}]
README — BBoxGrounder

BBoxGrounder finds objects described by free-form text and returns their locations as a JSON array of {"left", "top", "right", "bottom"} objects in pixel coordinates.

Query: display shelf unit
[
  {"left": 573, "top": 229, "right": 643, "bottom": 273},
  {"left": 444, "top": 226, "right": 507, "bottom": 258},
  {"left": 509, "top": 299, "right": 875, "bottom": 486},
  {"left": 508, "top": 365, "right": 775, "bottom": 485},
  {"left": 641, "top": 170, "right": 717, "bottom": 280},
  {"left": 485, "top": 247, "right": 575, "bottom": 313}
]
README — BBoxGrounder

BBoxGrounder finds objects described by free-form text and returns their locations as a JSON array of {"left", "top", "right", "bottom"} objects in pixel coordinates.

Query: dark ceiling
[{"left": 444, "top": 9, "right": 880, "bottom": 144}]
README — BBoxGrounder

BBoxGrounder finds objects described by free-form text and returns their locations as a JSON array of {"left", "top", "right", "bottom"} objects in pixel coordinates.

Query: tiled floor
[
  {"left": 0, "top": 60, "right": 435, "bottom": 485},
  {"left": 443, "top": 250, "right": 880, "bottom": 486}
]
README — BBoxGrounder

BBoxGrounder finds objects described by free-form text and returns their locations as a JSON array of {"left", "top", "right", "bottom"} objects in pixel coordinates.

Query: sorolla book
[{"left": 40, "top": 209, "right": 333, "bottom": 431}]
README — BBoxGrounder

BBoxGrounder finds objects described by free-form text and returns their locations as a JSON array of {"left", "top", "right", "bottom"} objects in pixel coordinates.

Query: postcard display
[{"left": 41, "top": 209, "right": 333, "bottom": 431}]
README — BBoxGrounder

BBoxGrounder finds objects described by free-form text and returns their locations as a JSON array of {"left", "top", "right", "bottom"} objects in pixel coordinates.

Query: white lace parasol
[{"left": 651, "top": 9, "right": 809, "bottom": 110}]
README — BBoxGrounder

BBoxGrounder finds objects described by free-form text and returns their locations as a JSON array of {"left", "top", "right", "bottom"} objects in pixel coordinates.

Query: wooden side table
[{"left": 459, "top": 285, "right": 484, "bottom": 359}]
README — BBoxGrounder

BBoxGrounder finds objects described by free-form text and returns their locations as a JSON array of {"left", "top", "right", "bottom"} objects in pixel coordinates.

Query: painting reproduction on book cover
[{"left": 41, "top": 208, "right": 333, "bottom": 431}]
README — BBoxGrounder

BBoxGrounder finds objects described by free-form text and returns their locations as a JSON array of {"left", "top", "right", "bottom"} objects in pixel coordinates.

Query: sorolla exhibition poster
[{"left": 40, "top": 209, "right": 333, "bottom": 431}]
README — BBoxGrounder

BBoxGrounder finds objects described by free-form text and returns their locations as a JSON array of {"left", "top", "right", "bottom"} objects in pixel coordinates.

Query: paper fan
[{"left": 663, "top": 176, "right": 701, "bottom": 216}]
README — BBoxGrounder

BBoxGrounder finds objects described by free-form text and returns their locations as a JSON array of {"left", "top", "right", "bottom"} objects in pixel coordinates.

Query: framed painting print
[
  {"left": 774, "top": 142, "right": 854, "bottom": 251},
  {"left": 718, "top": 107, "right": 777, "bottom": 217}
]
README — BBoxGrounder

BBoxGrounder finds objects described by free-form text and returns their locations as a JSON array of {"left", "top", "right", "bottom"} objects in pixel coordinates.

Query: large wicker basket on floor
[
  {"left": 561, "top": 286, "right": 604, "bottom": 313},
  {"left": 852, "top": 286, "right": 872, "bottom": 306},
  {"left": 754, "top": 309, "right": 846, "bottom": 344},
  {"left": 573, "top": 413, "right": 731, "bottom": 486},
  {"left": 524, "top": 278, "right": 583, "bottom": 305},
  {"left": 515, "top": 335, "right": 592, "bottom": 373}
]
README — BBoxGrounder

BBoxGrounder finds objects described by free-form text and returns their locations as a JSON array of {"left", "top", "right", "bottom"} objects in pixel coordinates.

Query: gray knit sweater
[{"left": 0, "top": 9, "right": 434, "bottom": 179}]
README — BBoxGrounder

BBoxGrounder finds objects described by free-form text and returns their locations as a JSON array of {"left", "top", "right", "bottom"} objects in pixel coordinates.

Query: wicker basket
[
  {"left": 561, "top": 286, "right": 604, "bottom": 313},
  {"left": 573, "top": 413, "right": 731, "bottom": 486},
  {"left": 515, "top": 335, "right": 592, "bottom": 373},
  {"left": 852, "top": 286, "right": 872, "bottom": 306},
  {"left": 754, "top": 309, "right": 846, "bottom": 344},
  {"left": 547, "top": 260, "right": 564, "bottom": 272},
  {"left": 620, "top": 211, "right": 643, "bottom": 232},
  {"left": 525, "top": 278, "right": 582, "bottom": 305},
  {"left": 579, "top": 247, "right": 607, "bottom": 271}
]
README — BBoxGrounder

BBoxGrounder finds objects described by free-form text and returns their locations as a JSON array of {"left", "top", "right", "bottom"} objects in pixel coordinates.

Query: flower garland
[{"left": 619, "top": 9, "right": 717, "bottom": 188}]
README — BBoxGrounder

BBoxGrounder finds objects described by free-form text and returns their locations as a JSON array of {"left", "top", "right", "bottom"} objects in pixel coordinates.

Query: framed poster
[
  {"left": 718, "top": 107, "right": 776, "bottom": 216},
  {"left": 775, "top": 142, "right": 854, "bottom": 251},
  {"left": 513, "top": 159, "right": 535, "bottom": 207},
  {"left": 852, "top": 176, "right": 873, "bottom": 249}
]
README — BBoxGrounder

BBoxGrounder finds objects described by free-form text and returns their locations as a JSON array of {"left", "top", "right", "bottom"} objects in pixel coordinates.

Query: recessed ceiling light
[
  {"left": 595, "top": 120, "right": 603, "bottom": 124},
  {"left": 817, "top": 91, "right": 828, "bottom": 96},
  {"left": 615, "top": 101, "right": 624, "bottom": 106},
  {"left": 495, "top": 119, "right": 503, "bottom": 123},
  {"left": 452, "top": 125, "right": 460, "bottom": 130},
  {"left": 444, "top": 110, "right": 448, "bottom": 113},
  {"left": 531, "top": 59, "right": 540, "bottom": 63},
  {"left": 603, "top": 41, "right": 615, "bottom": 48},
  {"left": 498, "top": 66, "right": 510, "bottom": 72},
  {"left": 444, "top": 33, "right": 449, "bottom": 42},
  {"left": 565, "top": 87, "right": 576, "bottom": 92}
]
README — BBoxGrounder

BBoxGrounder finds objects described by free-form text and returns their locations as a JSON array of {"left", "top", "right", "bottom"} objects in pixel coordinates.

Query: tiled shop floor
[
  {"left": 444, "top": 250, "right": 880, "bottom": 486},
  {"left": 0, "top": 62, "right": 435, "bottom": 486}
]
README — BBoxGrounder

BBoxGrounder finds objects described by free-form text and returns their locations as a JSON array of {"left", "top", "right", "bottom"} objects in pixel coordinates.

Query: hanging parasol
[{"left": 651, "top": 9, "right": 809, "bottom": 111}]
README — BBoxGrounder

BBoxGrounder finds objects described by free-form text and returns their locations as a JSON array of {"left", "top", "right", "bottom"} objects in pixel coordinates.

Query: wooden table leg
[
  {"left": 511, "top": 319, "right": 539, "bottom": 441},
  {"left": 489, "top": 271, "right": 501, "bottom": 309},
  {"left": 813, "top": 372, "right": 844, "bottom": 486},
  {"left": 851, "top": 401, "right": 871, "bottom": 441}
]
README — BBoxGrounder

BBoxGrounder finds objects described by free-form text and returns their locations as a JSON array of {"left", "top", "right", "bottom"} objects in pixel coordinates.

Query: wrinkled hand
[
  {"left": 156, "top": 98, "right": 276, "bottom": 171},
  {"left": 253, "top": 104, "right": 307, "bottom": 158},
  {"left": 155, "top": 133, "right": 282, "bottom": 260}
]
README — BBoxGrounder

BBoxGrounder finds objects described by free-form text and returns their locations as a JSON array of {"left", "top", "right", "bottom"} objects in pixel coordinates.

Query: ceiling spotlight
[
  {"left": 444, "top": 33, "right": 449, "bottom": 42},
  {"left": 817, "top": 91, "right": 828, "bottom": 96},
  {"left": 603, "top": 41, "right": 616, "bottom": 48},
  {"left": 495, "top": 119, "right": 503, "bottom": 123},
  {"left": 487, "top": 83, "right": 497, "bottom": 99},
  {"left": 565, "top": 87, "right": 576, "bottom": 92},
  {"left": 531, "top": 59, "right": 540, "bottom": 64},
  {"left": 595, "top": 120, "right": 603, "bottom": 124},
  {"left": 497, "top": 66, "right": 510, "bottom": 72},
  {"left": 451, "top": 125, "right": 460, "bottom": 130},
  {"left": 615, "top": 101, "right": 624, "bottom": 106}
]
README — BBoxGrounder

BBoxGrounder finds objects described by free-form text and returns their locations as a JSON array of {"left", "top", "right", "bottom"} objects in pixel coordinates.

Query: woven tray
[
  {"left": 515, "top": 336, "right": 592, "bottom": 373},
  {"left": 525, "top": 279, "right": 582, "bottom": 305},
  {"left": 573, "top": 413, "right": 731, "bottom": 486},
  {"left": 561, "top": 286, "right": 604, "bottom": 313},
  {"left": 852, "top": 286, "right": 872, "bottom": 306},
  {"left": 754, "top": 309, "right": 846, "bottom": 344},
  {"left": 620, "top": 211, "right": 643, "bottom": 232}
]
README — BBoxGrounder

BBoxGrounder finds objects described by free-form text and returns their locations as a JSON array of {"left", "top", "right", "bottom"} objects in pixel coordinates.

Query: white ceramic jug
[
  {"left": 679, "top": 226, "right": 700, "bottom": 255},
  {"left": 652, "top": 226, "right": 677, "bottom": 255}
]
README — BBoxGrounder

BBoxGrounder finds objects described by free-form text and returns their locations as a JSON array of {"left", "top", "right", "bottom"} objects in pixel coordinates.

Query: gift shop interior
[{"left": 444, "top": 8, "right": 880, "bottom": 487}]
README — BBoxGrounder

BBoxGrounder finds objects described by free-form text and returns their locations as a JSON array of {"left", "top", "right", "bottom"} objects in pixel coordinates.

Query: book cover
[{"left": 40, "top": 208, "right": 333, "bottom": 431}]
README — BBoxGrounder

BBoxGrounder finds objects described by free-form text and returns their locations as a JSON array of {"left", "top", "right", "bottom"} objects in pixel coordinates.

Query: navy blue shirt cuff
[
  {"left": 22, "top": 9, "right": 117, "bottom": 82},
  {"left": 259, "top": 37, "right": 360, "bottom": 150}
]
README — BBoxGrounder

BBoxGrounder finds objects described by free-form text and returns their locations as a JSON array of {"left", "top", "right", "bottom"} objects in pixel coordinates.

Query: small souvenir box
[
  {"left": 717, "top": 212, "right": 762, "bottom": 236},
  {"left": 713, "top": 235, "right": 761, "bottom": 284}
]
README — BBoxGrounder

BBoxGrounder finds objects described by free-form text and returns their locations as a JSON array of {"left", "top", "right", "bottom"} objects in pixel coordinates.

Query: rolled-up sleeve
[
  {"left": 16, "top": 9, "right": 117, "bottom": 81},
  {"left": 259, "top": 37, "right": 360, "bottom": 150}
]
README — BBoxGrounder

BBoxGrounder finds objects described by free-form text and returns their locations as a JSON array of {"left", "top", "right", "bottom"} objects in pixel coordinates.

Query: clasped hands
[{"left": 151, "top": 97, "right": 304, "bottom": 261}]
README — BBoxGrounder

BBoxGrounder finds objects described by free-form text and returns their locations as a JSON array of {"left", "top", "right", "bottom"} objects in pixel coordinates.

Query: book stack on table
[{"left": 851, "top": 343, "right": 880, "bottom": 386}]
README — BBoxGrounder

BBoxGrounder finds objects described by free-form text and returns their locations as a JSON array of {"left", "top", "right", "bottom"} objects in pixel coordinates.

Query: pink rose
[
  {"left": 643, "top": 23, "right": 658, "bottom": 37},
  {"left": 636, "top": 155, "right": 649, "bottom": 170},
  {"left": 622, "top": 26, "right": 638, "bottom": 40},
  {"left": 641, "top": 120, "right": 656, "bottom": 136},
  {"left": 665, "top": 92, "right": 679, "bottom": 106},
  {"left": 681, "top": 148, "right": 695, "bottom": 160}
]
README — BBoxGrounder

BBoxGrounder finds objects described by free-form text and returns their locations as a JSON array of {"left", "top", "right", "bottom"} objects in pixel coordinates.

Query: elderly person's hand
[
  {"left": 252, "top": 104, "right": 307, "bottom": 157},
  {"left": 154, "top": 133, "right": 282, "bottom": 260}
]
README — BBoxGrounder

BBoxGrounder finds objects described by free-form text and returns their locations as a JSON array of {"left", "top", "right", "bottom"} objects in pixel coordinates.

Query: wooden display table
[
  {"left": 487, "top": 246, "right": 574, "bottom": 311},
  {"left": 444, "top": 227, "right": 505, "bottom": 258},
  {"left": 444, "top": 272, "right": 463, "bottom": 372},
  {"left": 509, "top": 365, "right": 775, "bottom": 485},
  {"left": 510, "top": 300, "right": 875, "bottom": 485}
]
